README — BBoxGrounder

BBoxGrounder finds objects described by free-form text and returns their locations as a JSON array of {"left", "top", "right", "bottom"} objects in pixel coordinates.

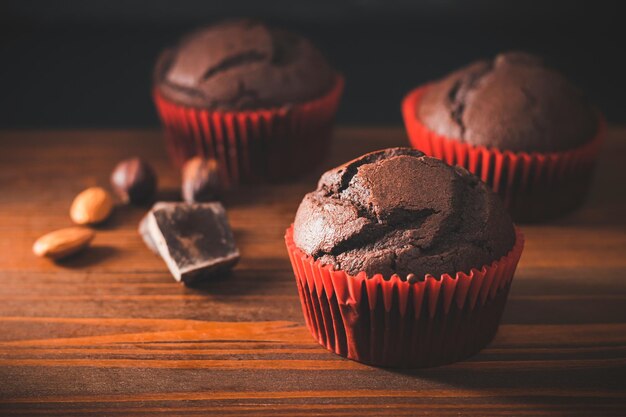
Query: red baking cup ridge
[
  {"left": 285, "top": 226, "right": 524, "bottom": 368},
  {"left": 401, "top": 86, "right": 605, "bottom": 221},
  {"left": 153, "top": 75, "right": 344, "bottom": 184}
]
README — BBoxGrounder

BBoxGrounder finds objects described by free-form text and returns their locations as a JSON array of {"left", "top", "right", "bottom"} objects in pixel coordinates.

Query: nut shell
[
  {"left": 70, "top": 187, "right": 114, "bottom": 225},
  {"left": 33, "top": 227, "right": 95, "bottom": 259}
]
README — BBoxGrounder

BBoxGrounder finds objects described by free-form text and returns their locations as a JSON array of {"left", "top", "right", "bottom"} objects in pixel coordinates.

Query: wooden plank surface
[{"left": 0, "top": 127, "right": 625, "bottom": 416}]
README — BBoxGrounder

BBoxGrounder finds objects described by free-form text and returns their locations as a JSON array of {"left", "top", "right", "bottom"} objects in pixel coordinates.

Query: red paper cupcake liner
[
  {"left": 153, "top": 75, "right": 344, "bottom": 185},
  {"left": 285, "top": 225, "right": 524, "bottom": 368},
  {"left": 402, "top": 86, "right": 605, "bottom": 221}
]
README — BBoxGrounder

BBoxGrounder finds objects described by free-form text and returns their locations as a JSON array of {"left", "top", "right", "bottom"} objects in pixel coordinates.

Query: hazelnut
[
  {"left": 182, "top": 157, "right": 223, "bottom": 203},
  {"left": 111, "top": 158, "right": 157, "bottom": 204}
]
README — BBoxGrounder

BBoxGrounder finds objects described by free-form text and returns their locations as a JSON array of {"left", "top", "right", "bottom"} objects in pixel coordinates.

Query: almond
[
  {"left": 33, "top": 227, "right": 95, "bottom": 259},
  {"left": 70, "top": 187, "right": 114, "bottom": 225}
]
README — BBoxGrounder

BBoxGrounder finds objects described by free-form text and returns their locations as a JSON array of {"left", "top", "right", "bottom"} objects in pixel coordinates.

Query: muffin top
[
  {"left": 418, "top": 52, "right": 597, "bottom": 153},
  {"left": 293, "top": 148, "right": 516, "bottom": 280},
  {"left": 155, "top": 19, "right": 336, "bottom": 109}
]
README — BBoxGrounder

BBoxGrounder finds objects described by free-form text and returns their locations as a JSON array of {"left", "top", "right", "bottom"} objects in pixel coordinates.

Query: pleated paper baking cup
[
  {"left": 153, "top": 75, "right": 344, "bottom": 184},
  {"left": 402, "top": 86, "right": 605, "bottom": 222},
  {"left": 285, "top": 226, "right": 524, "bottom": 368}
]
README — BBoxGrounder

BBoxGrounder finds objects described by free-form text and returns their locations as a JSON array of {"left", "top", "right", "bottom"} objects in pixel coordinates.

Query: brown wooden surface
[{"left": 0, "top": 127, "right": 625, "bottom": 416}]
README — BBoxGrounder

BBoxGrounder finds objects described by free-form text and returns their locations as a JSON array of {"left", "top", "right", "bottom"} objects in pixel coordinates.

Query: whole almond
[
  {"left": 33, "top": 227, "right": 95, "bottom": 259},
  {"left": 70, "top": 187, "right": 114, "bottom": 225}
]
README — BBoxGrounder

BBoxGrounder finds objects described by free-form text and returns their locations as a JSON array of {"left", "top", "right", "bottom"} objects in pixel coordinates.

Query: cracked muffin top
[
  {"left": 154, "top": 19, "right": 336, "bottom": 109},
  {"left": 293, "top": 148, "right": 516, "bottom": 280},
  {"left": 418, "top": 52, "right": 597, "bottom": 153}
]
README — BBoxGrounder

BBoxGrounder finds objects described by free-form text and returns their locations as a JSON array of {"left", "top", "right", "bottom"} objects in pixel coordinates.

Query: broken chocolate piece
[
  {"left": 138, "top": 213, "right": 159, "bottom": 255},
  {"left": 144, "top": 202, "right": 239, "bottom": 283}
]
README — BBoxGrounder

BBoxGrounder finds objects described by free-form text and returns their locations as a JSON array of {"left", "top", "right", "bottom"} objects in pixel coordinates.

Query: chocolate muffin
[
  {"left": 418, "top": 52, "right": 597, "bottom": 153},
  {"left": 286, "top": 148, "right": 524, "bottom": 367},
  {"left": 155, "top": 19, "right": 336, "bottom": 109},
  {"left": 293, "top": 147, "right": 516, "bottom": 279}
]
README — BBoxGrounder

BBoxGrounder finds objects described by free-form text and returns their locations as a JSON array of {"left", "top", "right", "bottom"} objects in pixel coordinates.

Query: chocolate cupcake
[
  {"left": 402, "top": 52, "right": 604, "bottom": 221},
  {"left": 153, "top": 19, "right": 343, "bottom": 183},
  {"left": 285, "top": 148, "right": 524, "bottom": 368}
]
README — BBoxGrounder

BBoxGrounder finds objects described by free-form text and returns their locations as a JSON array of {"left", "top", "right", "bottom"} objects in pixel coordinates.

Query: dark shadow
[
  {"left": 381, "top": 360, "right": 626, "bottom": 413},
  {"left": 222, "top": 184, "right": 276, "bottom": 207},
  {"left": 154, "top": 186, "right": 182, "bottom": 202},
  {"left": 222, "top": 174, "right": 319, "bottom": 208},
  {"left": 362, "top": 275, "right": 626, "bottom": 413},
  {"left": 90, "top": 204, "right": 139, "bottom": 230},
  {"left": 178, "top": 249, "right": 294, "bottom": 296},
  {"left": 183, "top": 269, "right": 235, "bottom": 293},
  {"left": 55, "top": 245, "right": 119, "bottom": 268}
]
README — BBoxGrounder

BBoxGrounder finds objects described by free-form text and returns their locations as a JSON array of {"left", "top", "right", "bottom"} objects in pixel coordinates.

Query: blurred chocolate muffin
[
  {"left": 155, "top": 19, "right": 336, "bottom": 109},
  {"left": 418, "top": 52, "right": 597, "bottom": 153},
  {"left": 152, "top": 19, "right": 343, "bottom": 183}
]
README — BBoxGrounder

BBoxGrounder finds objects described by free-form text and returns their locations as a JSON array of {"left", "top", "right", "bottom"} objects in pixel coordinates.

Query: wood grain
[{"left": 0, "top": 127, "right": 625, "bottom": 416}]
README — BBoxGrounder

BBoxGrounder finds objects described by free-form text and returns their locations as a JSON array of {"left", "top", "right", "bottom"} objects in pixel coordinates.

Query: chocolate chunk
[
  {"left": 143, "top": 202, "right": 239, "bottom": 283},
  {"left": 138, "top": 213, "right": 159, "bottom": 255}
]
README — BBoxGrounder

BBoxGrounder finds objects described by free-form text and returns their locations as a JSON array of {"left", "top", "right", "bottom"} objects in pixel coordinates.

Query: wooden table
[{"left": 0, "top": 128, "right": 625, "bottom": 416}]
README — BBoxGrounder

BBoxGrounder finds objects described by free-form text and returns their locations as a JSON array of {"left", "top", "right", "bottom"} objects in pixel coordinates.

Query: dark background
[{"left": 1, "top": 0, "right": 623, "bottom": 128}]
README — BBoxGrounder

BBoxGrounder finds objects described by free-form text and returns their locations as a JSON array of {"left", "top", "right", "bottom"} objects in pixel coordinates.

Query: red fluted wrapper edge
[
  {"left": 285, "top": 225, "right": 524, "bottom": 368},
  {"left": 153, "top": 75, "right": 344, "bottom": 185},
  {"left": 402, "top": 86, "right": 605, "bottom": 221}
]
